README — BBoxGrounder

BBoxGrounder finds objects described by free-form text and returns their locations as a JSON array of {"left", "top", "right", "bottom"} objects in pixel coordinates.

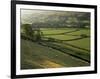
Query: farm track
[{"left": 38, "top": 42, "right": 90, "bottom": 63}]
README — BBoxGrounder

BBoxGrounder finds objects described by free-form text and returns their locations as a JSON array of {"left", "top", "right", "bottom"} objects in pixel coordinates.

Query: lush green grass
[
  {"left": 52, "top": 41, "right": 89, "bottom": 54},
  {"left": 40, "top": 28, "right": 77, "bottom": 35},
  {"left": 68, "top": 29, "right": 90, "bottom": 36},
  {"left": 47, "top": 42, "right": 90, "bottom": 62},
  {"left": 44, "top": 35, "right": 80, "bottom": 40},
  {"left": 21, "top": 27, "right": 90, "bottom": 69},
  {"left": 41, "top": 28, "right": 90, "bottom": 50},
  {"left": 21, "top": 39, "right": 89, "bottom": 69},
  {"left": 66, "top": 38, "right": 90, "bottom": 50}
]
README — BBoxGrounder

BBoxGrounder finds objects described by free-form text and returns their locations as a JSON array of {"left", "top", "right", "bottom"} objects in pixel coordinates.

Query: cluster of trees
[{"left": 21, "top": 24, "right": 42, "bottom": 41}]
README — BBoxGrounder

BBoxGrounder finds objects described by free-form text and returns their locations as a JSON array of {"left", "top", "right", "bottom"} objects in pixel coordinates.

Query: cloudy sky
[
  {"left": 21, "top": 9, "right": 77, "bottom": 24},
  {"left": 20, "top": 9, "right": 90, "bottom": 28}
]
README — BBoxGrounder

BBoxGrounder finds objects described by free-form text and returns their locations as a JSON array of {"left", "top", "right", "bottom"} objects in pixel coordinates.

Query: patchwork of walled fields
[{"left": 21, "top": 28, "right": 90, "bottom": 69}]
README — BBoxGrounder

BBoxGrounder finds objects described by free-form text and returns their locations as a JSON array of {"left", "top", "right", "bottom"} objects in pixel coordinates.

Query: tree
[{"left": 22, "top": 24, "right": 33, "bottom": 38}]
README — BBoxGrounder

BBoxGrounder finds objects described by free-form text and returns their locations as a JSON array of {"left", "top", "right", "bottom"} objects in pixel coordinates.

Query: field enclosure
[{"left": 21, "top": 27, "right": 90, "bottom": 69}]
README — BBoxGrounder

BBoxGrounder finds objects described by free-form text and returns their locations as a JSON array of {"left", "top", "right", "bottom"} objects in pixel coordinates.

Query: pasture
[{"left": 21, "top": 27, "right": 90, "bottom": 69}]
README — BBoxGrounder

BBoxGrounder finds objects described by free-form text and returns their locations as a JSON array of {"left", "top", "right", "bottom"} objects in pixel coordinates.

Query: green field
[{"left": 21, "top": 27, "right": 90, "bottom": 69}]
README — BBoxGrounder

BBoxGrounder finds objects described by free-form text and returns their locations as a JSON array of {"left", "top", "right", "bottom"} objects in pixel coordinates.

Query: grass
[
  {"left": 68, "top": 29, "right": 90, "bottom": 36},
  {"left": 66, "top": 38, "right": 90, "bottom": 50},
  {"left": 40, "top": 28, "right": 78, "bottom": 35},
  {"left": 21, "top": 27, "right": 90, "bottom": 69},
  {"left": 41, "top": 28, "right": 90, "bottom": 50},
  {"left": 21, "top": 39, "right": 89, "bottom": 69},
  {"left": 44, "top": 35, "right": 80, "bottom": 40},
  {"left": 47, "top": 42, "right": 90, "bottom": 62}
]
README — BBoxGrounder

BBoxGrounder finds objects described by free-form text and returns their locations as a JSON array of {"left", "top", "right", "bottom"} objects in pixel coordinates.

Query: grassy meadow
[{"left": 21, "top": 27, "right": 90, "bottom": 69}]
